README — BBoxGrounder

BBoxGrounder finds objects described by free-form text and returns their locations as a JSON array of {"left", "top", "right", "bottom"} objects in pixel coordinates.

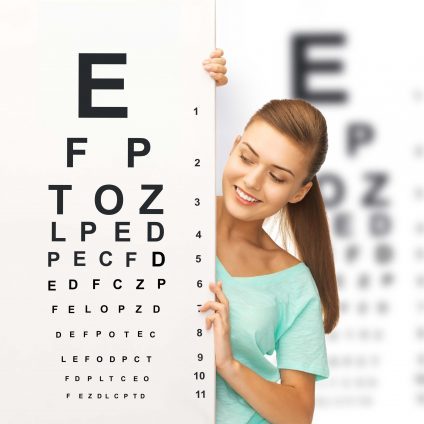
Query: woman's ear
[{"left": 288, "top": 181, "right": 313, "bottom": 204}]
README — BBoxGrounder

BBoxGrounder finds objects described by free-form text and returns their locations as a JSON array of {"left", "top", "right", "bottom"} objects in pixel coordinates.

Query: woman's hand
[
  {"left": 202, "top": 48, "right": 228, "bottom": 86},
  {"left": 199, "top": 280, "right": 234, "bottom": 373}
]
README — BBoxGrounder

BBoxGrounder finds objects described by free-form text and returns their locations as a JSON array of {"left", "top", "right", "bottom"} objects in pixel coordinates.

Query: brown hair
[{"left": 244, "top": 99, "right": 339, "bottom": 334}]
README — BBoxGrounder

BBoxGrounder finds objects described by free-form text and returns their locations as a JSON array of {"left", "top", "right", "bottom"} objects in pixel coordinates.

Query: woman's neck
[{"left": 216, "top": 195, "right": 265, "bottom": 246}]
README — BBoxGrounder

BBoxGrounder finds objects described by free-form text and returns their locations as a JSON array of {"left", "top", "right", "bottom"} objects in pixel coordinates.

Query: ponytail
[{"left": 283, "top": 175, "right": 339, "bottom": 333}]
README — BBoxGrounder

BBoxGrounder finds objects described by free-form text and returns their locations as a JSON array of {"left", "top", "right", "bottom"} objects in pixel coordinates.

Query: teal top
[{"left": 215, "top": 255, "right": 329, "bottom": 424}]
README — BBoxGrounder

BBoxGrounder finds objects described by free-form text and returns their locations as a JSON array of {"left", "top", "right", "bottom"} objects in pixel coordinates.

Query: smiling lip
[{"left": 234, "top": 185, "right": 261, "bottom": 202}]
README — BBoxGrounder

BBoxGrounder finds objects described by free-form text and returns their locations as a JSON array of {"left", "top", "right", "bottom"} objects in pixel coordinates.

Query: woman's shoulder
[
  {"left": 260, "top": 233, "right": 319, "bottom": 294},
  {"left": 268, "top": 249, "right": 302, "bottom": 269},
  {"left": 260, "top": 232, "right": 302, "bottom": 272}
]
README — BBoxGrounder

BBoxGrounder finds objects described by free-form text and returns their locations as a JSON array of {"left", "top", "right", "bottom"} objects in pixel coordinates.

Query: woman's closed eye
[{"left": 239, "top": 154, "right": 285, "bottom": 183}]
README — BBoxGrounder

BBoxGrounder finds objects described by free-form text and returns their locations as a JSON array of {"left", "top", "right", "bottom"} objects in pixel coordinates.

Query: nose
[{"left": 243, "top": 167, "right": 264, "bottom": 193}]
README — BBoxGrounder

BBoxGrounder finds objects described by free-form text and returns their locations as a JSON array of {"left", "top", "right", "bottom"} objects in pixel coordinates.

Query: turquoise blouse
[{"left": 215, "top": 256, "right": 329, "bottom": 423}]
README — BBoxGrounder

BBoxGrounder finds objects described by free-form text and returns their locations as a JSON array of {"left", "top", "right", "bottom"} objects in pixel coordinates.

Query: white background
[{"left": 215, "top": 0, "right": 424, "bottom": 422}]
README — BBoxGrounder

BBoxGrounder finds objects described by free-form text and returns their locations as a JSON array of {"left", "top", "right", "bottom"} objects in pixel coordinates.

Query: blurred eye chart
[
  {"left": 215, "top": 0, "right": 424, "bottom": 422},
  {"left": 0, "top": 0, "right": 216, "bottom": 423}
]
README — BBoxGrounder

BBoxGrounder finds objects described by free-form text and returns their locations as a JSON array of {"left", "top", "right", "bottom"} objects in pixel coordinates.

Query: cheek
[
  {"left": 222, "top": 157, "right": 242, "bottom": 181},
  {"left": 264, "top": 185, "right": 292, "bottom": 205}
]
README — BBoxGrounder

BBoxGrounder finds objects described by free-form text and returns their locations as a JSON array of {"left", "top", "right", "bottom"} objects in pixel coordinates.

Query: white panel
[{"left": 0, "top": 0, "right": 216, "bottom": 422}]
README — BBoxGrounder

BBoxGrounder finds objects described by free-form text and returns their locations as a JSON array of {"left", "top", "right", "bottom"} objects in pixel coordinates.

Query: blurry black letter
[{"left": 292, "top": 33, "right": 346, "bottom": 103}]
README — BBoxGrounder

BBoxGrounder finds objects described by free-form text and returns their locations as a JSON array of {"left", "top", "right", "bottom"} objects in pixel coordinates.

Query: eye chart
[
  {"left": 0, "top": 0, "right": 216, "bottom": 422},
  {"left": 215, "top": 0, "right": 424, "bottom": 422}
]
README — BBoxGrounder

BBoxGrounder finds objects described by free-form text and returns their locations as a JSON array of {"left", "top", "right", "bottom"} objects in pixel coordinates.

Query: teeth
[{"left": 236, "top": 187, "right": 258, "bottom": 202}]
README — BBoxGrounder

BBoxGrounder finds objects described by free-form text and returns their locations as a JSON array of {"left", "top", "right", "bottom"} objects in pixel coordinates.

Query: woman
[{"left": 202, "top": 49, "right": 340, "bottom": 424}]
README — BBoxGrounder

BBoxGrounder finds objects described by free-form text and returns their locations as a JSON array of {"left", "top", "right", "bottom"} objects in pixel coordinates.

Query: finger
[
  {"left": 205, "top": 312, "right": 217, "bottom": 330},
  {"left": 213, "top": 57, "right": 226, "bottom": 65},
  {"left": 210, "top": 48, "right": 224, "bottom": 58},
  {"left": 215, "top": 73, "right": 228, "bottom": 87},
  {"left": 206, "top": 312, "right": 222, "bottom": 330},
  {"left": 203, "top": 57, "right": 226, "bottom": 66},
  {"left": 216, "top": 77, "right": 228, "bottom": 87},
  {"left": 199, "top": 300, "right": 225, "bottom": 312},
  {"left": 208, "top": 72, "right": 228, "bottom": 86},
  {"left": 202, "top": 296, "right": 229, "bottom": 326},
  {"left": 203, "top": 63, "right": 227, "bottom": 74},
  {"left": 210, "top": 281, "right": 229, "bottom": 306}
]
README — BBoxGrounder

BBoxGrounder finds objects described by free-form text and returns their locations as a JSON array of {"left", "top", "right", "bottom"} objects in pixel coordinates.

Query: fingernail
[{"left": 203, "top": 59, "right": 210, "bottom": 64}]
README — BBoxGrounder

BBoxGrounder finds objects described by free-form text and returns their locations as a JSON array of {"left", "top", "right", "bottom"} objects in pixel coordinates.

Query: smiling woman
[
  {"left": 221, "top": 117, "right": 316, "bottom": 225},
  {"left": 200, "top": 98, "right": 340, "bottom": 424}
]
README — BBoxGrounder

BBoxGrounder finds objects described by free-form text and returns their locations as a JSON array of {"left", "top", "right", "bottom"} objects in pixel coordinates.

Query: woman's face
[{"left": 222, "top": 119, "right": 313, "bottom": 221}]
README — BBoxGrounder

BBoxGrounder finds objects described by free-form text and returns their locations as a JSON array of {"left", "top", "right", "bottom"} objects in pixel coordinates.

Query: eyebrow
[{"left": 241, "top": 142, "right": 296, "bottom": 177}]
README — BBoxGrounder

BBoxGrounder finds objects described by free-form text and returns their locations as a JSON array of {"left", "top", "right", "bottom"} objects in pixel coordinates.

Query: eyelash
[{"left": 239, "top": 154, "right": 285, "bottom": 183}]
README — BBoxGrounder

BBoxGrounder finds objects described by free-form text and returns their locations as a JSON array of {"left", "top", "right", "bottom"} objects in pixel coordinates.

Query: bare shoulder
[{"left": 261, "top": 231, "right": 302, "bottom": 271}]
